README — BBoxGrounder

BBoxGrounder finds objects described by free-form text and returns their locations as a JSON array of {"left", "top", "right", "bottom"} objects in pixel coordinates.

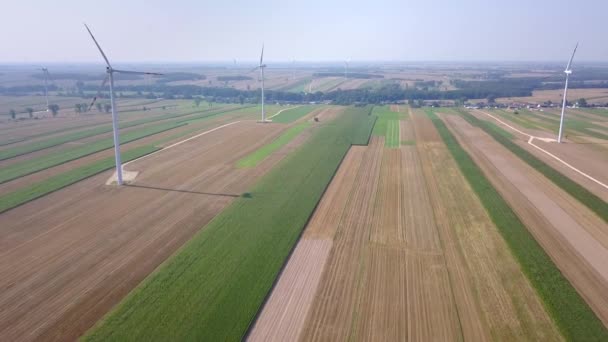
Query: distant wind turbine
[
  {"left": 40, "top": 67, "right": 51, "bottom": 111},
  {"left": 557, "top": 43, "right": 578, "bottom": 143},
  {"left": 251, "top": 44, "right": 268, "bottom": 122},
  {"left": 344, "top": 58, "right": 352, "bottom": 79},
  {"left": 84, "top": 23, "right": 163, "bottom": 185}
]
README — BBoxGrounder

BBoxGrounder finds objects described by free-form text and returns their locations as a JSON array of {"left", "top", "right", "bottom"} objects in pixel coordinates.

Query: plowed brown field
[
  {"left": 249, "top": 110, "right": 561, "bottom": 341},
  {"left": 0, "top": 120, "right": 302, "bottom": 341}
]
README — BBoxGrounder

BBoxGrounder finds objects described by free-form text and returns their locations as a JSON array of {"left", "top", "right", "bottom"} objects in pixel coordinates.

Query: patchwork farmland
[
  {"left": 0, "top": 99, "right": 607, "bottom": 341},
  {"left": 250, "top": 106, "right": 603, "bottom": 341}
]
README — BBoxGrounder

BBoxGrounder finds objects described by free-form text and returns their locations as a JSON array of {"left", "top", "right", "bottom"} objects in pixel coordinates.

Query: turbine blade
[
  {"left": 88, "top": 75, "right": 109, "bottom": 111},
  {"left": 112, "top": 69, "right": 163, "bottom": 76},
  {"left": 260, "top": 44, "right": 264, "bottom": 66},
  {"left": 250, "top": 66, "right": 259, "bottom": 73},
  {"left": 45, "top": 69, "right": 54, "bottom": 83},
  {"left": 565, "top": 42, "right": 578, "bottom": 71},
  {"left": 84, "top": 23, "right": 112, "bottom": 67}
]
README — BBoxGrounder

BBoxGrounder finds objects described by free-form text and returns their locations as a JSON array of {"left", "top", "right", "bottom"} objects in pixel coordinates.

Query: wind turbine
[
  {"left": 84, "top": 23, "right": 162, "bottom": 185},
  {"left": 557, "top": 43, "right": 578, "bottom": 143},
  {"left": 344, "top": 58, "right": 350, "bottom": 79},
  {"left": 252, "top": 44, "right": 268, "bottom": 123},
  {"left": 40, "top": 67, "right": 50, "bottom": 111}
]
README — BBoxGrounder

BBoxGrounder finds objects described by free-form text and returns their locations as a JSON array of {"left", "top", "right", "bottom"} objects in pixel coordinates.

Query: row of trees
[
  {"left": 7, "top": 105, "right": 60, "bottom": 119},
  {"left": 68, "top": 82, "right": 536, "bottom": 105},
  {"left": 75, "top": 103, "right": 111, "bottom": 113}
]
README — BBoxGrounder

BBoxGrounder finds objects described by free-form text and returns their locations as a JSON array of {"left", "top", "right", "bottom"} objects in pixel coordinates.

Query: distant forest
[
  {"left": 312, "top": 72, "right": 384, "bottom": 79},
  {"left": 3, "top": 75, "right": 608, "bottom": 105}
]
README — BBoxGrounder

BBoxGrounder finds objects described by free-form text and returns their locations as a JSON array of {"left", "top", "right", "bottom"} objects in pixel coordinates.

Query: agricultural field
[
  {"left": 251, "top": 106, "right": 599, "bottom": 340},
  {"left": 83, "top": 106, "right": 375, "bottom": 341},
  {"left": 497, "top": 88, "right": 608, "bottom": 105},
  {"left": 2, "top": 61, "right": 608, "bottom": 342},
  {"left": 0, "top": 95, "right": 327, "bottom": 340}
]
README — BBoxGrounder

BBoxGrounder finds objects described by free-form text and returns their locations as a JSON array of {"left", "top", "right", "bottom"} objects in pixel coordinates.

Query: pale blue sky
[{"left": 0, "top": 0, "right": 606, "bottom": 63}]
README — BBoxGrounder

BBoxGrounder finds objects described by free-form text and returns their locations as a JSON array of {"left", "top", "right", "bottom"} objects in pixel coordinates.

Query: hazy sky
[{"left": 1, "top": 0, "right": 606, "bottom": 63}]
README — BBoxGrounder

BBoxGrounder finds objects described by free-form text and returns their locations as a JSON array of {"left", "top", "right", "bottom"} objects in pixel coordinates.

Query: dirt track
[
  {"left": 0, "top": 120, "right": 297, "bottom": 341},
  {"left": 470, "top": 109, "right": 608, "bottom": 202},
  {"left": 250, "top": 110, "right": 561, "bottom": 341},
  {"left": 444, "top": 113, "right": 608, "bottom": 326},
  {"left": 0, "top": 109, "right": 257, "bottom": 197}
]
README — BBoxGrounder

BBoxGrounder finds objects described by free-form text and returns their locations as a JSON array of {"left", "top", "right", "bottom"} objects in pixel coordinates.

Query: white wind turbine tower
[
  {"left": 252, "top": 44, "right": 268, "bottom": 122},
  {"left": 344, "top": 58, "right": 350, "bottom": 79},
  {"left": 84, "top": 23, "right": 162, "bottom": 185},
  {"left": 558, "top": 43, "right": 578, "bottom": 143},
  {"left": 40, "top": 67, "right": 50, "bottom": 111}
]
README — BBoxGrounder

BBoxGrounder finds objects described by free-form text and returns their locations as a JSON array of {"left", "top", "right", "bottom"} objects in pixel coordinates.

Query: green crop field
[
  {"left": 0, "top": 145, "right": 159, "bottom": 213},
  {"left": 0, "top": 121, "right": 185, "bottom": 184},
  {"left": 83, "top": 106, "right": 376, "bottom": 341},
  {"left": 579, "top": 108, "right": 608, "bottom": 119},
  {"left": 457, "top": 108, "right": 608, "bottom": 223},
  {"left": 237, "top": 122, "right": 311, "bottom": 168},
  {"left": 283, "top": 79, "right": 312, "bottom": 93},
  {"left": 385, "top": 120, "right": 400, "bottom": 148},
  {"left": 372, "top": 105, "right": 403, "bottom": 148},
  {"left": 492, "top": 109, "right": 541, "bottom": 130},
  {"left": 485, "top": 121, "right": 515, "bottom": 140},
  {"left": 426, "top": 108, "right": 608, "bottom": 341},
  {"left": 518, "top": 109, "right": 608, "bottom": 140},
  {"left": 269, "top": 105, "right": 316, "bottom": 123}
]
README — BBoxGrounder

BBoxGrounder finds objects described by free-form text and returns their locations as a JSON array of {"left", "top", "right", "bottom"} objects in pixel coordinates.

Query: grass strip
[
  {"left": 485, "top": 121, "right": 515, "bottom": 140},
  {"left": 83, "top": 106, "right": 375, "bottom": 341},
  {"left": 458, "top": 108, "right": 608, "bottom": 223},
  {"left": 385, "top": 119, "right": 400, "bottom": 148},
  {"left": 0, "top": 121, "right": 185, "bottom": 184},
  {"left": 236, "top": 122, "right": 311, "bottom": 168},
  {"left": 371, "top": 105, "right": 402, "bottom": 136},
  {"left": 427, "top": 108, "right": 608, "bottom": 341},
  {"left": 270, "top": 106, "right": 315, "bottom": 123},
  {"left": 0, "top": 145, "right": 159, "bottom": 214}
]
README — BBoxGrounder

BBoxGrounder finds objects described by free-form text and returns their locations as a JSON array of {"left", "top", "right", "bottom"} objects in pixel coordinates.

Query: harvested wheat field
[
  {"left": 0, "top": 119, "right": 301, "bottom": 342},
  {"left": 249, "top": 111, "right": 562, "bottom": 341},
  {"left": 444, "top": 113, "right": 608, "bottom": 326}
]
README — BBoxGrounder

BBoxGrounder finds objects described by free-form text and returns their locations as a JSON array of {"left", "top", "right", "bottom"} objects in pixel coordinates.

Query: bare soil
[{"left": 0, "top": 120, "right": 294, "bottom": 341}]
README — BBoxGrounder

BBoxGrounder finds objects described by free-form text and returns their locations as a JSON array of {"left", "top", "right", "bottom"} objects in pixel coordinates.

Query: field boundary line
[
  {"left": 243, "top": 143, "right": 354, "bottom": 340},
  {"left": 123, "top": 121, "right": 242, "bottom": 168},
  {"left": 475, "top": 109, "right": 608, "bottom": 191}
]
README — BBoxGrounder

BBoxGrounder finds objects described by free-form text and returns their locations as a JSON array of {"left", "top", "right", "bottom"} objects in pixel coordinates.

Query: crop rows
[
  {"left": 270, "top": 106, "right": 315, "bottom": 123},
  {"left": 0, "top": 145, "right": 160, "bottom": 213},
  {"left": 426, "top": 108, "right": 608, "bottom": 341},
  {"left": 237, "top": 122, "right": 311, "bottom": 168},
  {"left": 84, "top": 106, "right": 376, "bottom": 341},
  {"left": 457, "top": 108, "right": 608, "bottom": 223},
  {"left": 0, "top": 105, "right": 236, "bottom": 160},
  {"left": 0, "top": 121, "right": 185, "bottom": 184}
]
